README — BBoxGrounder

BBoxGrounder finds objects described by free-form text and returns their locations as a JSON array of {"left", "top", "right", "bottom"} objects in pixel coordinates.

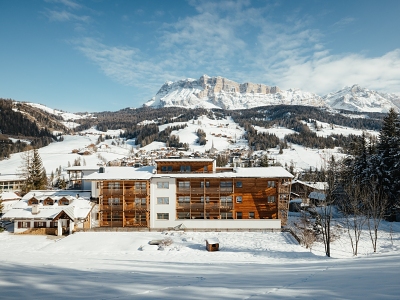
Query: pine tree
[
  {"left": 19, "top": 149, "right": 47, "bottom": 194},
  {"left": 376, "top": 108, "right": 400, "bottom": 209}
]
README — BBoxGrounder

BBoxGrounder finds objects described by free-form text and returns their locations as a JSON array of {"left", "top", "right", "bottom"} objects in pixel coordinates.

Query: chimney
[{"left": 32, "top": 204, "right": 40, "bottom": 215}]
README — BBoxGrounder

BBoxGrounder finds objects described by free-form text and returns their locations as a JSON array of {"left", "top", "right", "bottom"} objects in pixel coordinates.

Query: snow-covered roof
[
  {"left": 155, "top": 158, "right": 214, "bottom": 162},
  {"left": 84, "top": 166, "right": 155, "bottom": 181},
  {"left": 0, "top": 192, "right": 21, "bottom": 201},
  {"left": 2, "top": 190, "right": 93, "bottom": 220},
  {"left": 206, "top": 238, "right": 220, "bottom": 244},
  {"left": 65, "top": 166, "right": 101, "bottom": 171},
  {"left": 293, "top": 180, "right": 328, "bottom": 190},
  {"left": 0, "top": 174, "right": 25, "bottom": 181}
]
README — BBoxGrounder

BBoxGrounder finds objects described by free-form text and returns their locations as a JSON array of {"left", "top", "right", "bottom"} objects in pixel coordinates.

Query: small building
[
  {"left": 2, "top": 190, "right": 95, "bottom": 235},
  {"left": 206, "top": 238, "right": 220, "bottom": 251},
  {"left": 308, "top": 191, "right": 326, "bottom": 206}
]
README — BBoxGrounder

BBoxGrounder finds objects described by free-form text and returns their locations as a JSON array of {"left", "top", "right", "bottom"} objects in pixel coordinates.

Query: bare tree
[
  {"left": 342, "top": 180, "right": 367, "bottom": 256},
  {"left": 365, "top": 179, "right": 388, "bottom": 253}
]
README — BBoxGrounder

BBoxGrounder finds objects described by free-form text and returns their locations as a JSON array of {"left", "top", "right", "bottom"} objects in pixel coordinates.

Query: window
[
  {"left": 220, "top": 212, "right": 233, "bottom": 219},
  {"left": 236, "top": 196, "right": 242, "bottom": 203},
  {"left": 157, "top": 213, "right": 169, "bottom": 220},
  {"left": 236, "top": 181, "right": 242, "bottom": 188},
  {"left": 249, "top": 212, "right": 255, "bottom": 219},
  {"left": 135, "top": 198, "right": 147, "bottom": 205},
  {"left": 204, "top": 166, "right": 208, "bottom": 172},
  {"left": 157, "top": 197, "right": 169, "bottom": 204},
  {"left": 267, "top": 196, "right": 276, "bottom": 203},
  {"left": 201, "top": 181, "right": 210, "bottom": 188},
  {"left": 177, "top": 212, "right": 190, "bottom": 219},
  {"left": 157, "top": 182, "right": 169, "bottom": 189},
  {"left": 108, "top": 197, "right": 120, "bottom": 205},
  {"left": 180, "top": 165, "right": 191, "bottom": 172},
  {"left": 135, "top": 182, "right": 146, "bottom": 189},
  {"left": 200, "top": 196, "right": 210, "bottom": 203},
  {"left": 178, "top": 181, "right": 190, "bottom": 189},
  {"left": 178, "top": 196, "right": 190, "bottom": 203},
  {"left": 108, "top": 182, "right": 120, "bottom": 189},
  {"left": 220, "top": 196, "right": 233, "bottom": 206},
  {"left": 161, "top": 166, "right": 173, "bottom": 172},
  {"left": 236, "top": 212, "right": 242, "bottom": 219},
  {"left": 268, "top": 181, "right": 276, "bottom": 188},
  {"left": 220, "top": 181, "right": 233, "bottom": 191}
]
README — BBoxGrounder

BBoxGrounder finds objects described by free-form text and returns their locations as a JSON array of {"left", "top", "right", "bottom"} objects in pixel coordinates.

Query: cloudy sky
[{"left": 1, "top": 0, "right": 400, "bottom": 112}]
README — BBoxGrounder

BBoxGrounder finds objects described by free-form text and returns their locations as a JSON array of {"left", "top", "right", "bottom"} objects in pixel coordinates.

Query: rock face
[
  {"left": 144, "top": 75, "right": 400, "bottom": 113},
  {"left": 145, "top": 75, "right": 324, "bottom": 110}
]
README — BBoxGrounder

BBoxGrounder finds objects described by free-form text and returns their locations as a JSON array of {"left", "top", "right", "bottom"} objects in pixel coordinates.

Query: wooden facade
[
  {"left": 99, "top": 180, "right": 150, "bottom": 227},
  {"left": 175, "top": 177, "right": 291, "bottom": 224},
  {"left": 156, "top": 159, "right": 214, "bottom": 174}
]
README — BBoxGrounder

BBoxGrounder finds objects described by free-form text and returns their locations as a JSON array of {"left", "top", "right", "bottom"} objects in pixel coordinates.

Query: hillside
[
  {"left": 144, "top": 75, "right": 400, "bottom": 113},
  {"left": 0, "top": 99, "right": 66, "bottom": 159}
]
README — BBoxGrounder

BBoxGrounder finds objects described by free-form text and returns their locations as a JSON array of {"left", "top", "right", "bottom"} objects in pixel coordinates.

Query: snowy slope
[
  {"left": 323, "top": 84, "right": 400, "bottom": 113},
  {"left": 26, "top": 102, "right": 93, "bottom": 121}
]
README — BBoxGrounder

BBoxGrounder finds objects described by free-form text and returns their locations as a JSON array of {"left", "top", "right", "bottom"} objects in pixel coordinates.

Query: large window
[
  {"left": 157, "top": 197, "right": 169, "bottom": 204},
  {"left": 200, "top": 196, "right": 210, "bottom": 203},
  {"left": 161, "top": 166, "right": 173, "bottom": 172},
  {"left": 157, "top": 213, "right": 169, "bottom": 220},
  {"left": 177, "top": 212, "right": 190, "bottom": 219},
  {"left": 157, "top": 182, "right": 169, "bottom": 189},
  {"left": 220, "top": 181, "right": 233, "bottom": 191},
  {"left": 180, "top": 165, "right": 191, "bottom": 172}
]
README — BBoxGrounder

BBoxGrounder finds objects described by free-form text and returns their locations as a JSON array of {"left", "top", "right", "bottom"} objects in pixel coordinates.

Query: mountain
[
  {"left": 145, "top": 75, "right": 399, "bottom": 113},
  {"left": 145, "top": 75, "right": 325, "bottom": 110},
  {"left": 323, "top": 85, "right": 400, "bottom": 113}
]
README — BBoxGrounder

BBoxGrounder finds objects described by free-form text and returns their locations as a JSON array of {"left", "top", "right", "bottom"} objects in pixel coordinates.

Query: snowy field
[{"left": 0, "top": 223, "right": 399, "bottom": 300}]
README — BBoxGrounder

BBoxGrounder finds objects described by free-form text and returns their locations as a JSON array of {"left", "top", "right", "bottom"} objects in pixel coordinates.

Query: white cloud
[
  {"left": 44, "top": 9, "right": 91, "bottom": 22},
  {"left": 274, "top": 49, "right": 400, "bottom": 95}
]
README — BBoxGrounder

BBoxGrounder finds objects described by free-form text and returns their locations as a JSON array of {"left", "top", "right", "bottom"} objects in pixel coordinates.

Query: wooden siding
[
  {"left": 176, "top": 177, "right": 282, "bottom": 220},
  {"left": 99, "top": 180, "right": 150, "bottom": 228},
  {"left": 156, "top": 160, "right": 214, "bottom": 174}
]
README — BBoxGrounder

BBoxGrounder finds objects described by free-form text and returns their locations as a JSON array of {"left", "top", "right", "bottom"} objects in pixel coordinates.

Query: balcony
[{"left": 100, "top": 204, "right": 123, "bottom": 211}]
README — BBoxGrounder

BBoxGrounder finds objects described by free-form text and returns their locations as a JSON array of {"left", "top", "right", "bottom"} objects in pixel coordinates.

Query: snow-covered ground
[{"left": 0, "top": 222, "right": 399, "bottom": 299}]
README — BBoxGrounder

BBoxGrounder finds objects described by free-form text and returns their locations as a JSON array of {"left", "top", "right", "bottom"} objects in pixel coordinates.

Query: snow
[
  {"left": 26, "top": 102, "right": 93, "bottom": 120},
  {"left": 0, "top": 223, "right": 399, "bottom": 299}
]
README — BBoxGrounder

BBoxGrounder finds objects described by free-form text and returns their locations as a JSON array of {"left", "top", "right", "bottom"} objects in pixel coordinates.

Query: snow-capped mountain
[
  {"left": 145, "top": 75, "right": 325, "bottom": 110},
  {"left": 323, "top": 85, "right": 400, "bottom": 113},
  {"left": 145, "top": 75, "right": 400, "bottom": 113}
]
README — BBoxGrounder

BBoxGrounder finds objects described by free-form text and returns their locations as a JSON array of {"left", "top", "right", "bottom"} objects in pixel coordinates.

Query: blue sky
[{"left": 1, "top": 0, "right": 400, "bottom": 112}]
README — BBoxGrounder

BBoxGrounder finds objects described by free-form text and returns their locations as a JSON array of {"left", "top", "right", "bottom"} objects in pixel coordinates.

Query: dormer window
[
  {"left": 43, "top": 197, "right": 54, "bottom": 206},
  {"left": 28, "top": 198, "right": 39, "bottom": 205},
  {"left": 59, "top": 197, "right": 70, "bottom": 206}
]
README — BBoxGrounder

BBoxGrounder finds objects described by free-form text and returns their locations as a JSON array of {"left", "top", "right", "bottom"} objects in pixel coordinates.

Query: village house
[
  {"left": 0, "top": 174, "right": 25, "bottom": 192},
  {"left": 2, "top": 190, "right": 95, "bottom": 235}
]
